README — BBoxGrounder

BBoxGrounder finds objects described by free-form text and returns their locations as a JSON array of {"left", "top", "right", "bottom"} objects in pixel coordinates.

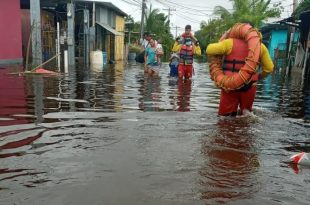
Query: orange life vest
[
  {"left": 223, "top": 38, "right": 259, "bottom": 82},
  {"left": 208, "top": 23, "right": 261, "bottom": 91},
  {"left": 179, "top": 45, "right": 193, "bottom": 65},
  {"left": 181, "top": 33, "right": 191, "bottom": 38}
]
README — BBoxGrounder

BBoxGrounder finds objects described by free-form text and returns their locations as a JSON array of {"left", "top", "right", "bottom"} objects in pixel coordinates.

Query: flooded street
[{"left": 0, "top": 62, "right": 310, "bottom": 205}]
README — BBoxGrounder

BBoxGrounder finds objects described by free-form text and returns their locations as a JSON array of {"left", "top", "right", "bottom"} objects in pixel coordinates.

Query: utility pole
[
  {"left": 293, "top": 0, "right": 299, "bottom": 12},
  {"left": 163, "top": 7, "right": 176, "bottom": 25},
  {"left": 140, "top": 0, "right": 146, "bottom": 41},
  {"left": 171, "top": 26, "right": 181, "bottom": 38},
  {"left": 84, "top": 9, "right": 90, "bottom": 66},
  {"left": 67, "top": 2, "right": 75, "bottom": 72},
  {"left": 30, "top": 0, "right": 42, "bottom": 66}
]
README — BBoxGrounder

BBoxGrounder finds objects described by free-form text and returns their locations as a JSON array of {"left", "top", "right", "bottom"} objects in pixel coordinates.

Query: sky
[{"left": 105, "top": 0, "right": 295, "bottom": 37}]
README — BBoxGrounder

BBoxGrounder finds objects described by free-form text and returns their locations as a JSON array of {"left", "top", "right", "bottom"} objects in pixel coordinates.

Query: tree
[
  {"left": 195, "top": 19, "right": 223, "bottom": 53},
  {"left": 195, "top": 0, "right": 283, "bottom": 49},
  {"left": 292, "top": 0, "right": 310, "bottom": 19},
  {"left": 213, "top": 0, "right": 282, "bottom": 28},
  {"left": 144, "top": 6, "right": 174, "bottom": 59},
  {"left": 124, "top": 15, "right": 141, "bottom": 44}
]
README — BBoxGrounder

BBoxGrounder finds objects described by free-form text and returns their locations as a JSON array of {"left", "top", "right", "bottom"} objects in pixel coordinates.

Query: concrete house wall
[
  {"left": 0, "top": 0, "right": 23, "bottom": 64},
  {"left": 115, "top": 15, "right": 125, "bottom": 61},
  {"left": 268, "top": 30, "right": 288, "bottom": 59},
  {"left": 95, "top": 2, "right": 125, "bottom": 62}
]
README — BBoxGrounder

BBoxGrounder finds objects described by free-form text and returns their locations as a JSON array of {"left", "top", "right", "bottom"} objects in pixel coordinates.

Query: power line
[
  {"left": 162, "top": 7, "right": 176, "bottom": 24},
  {"left": 119, "top": 0, "right": 140, "bottom": 7},
  {"left": 140, "top": 0, "right": 146, "bottom": 40},
  {"left": 158, "top": 0, "right": 225, "bottom": 13},
  {"left": 156, "top": 0, "right": 216, "bottom": 11},
  {"left": 170, "top": 25, "right": 181, "bottom": 38}
]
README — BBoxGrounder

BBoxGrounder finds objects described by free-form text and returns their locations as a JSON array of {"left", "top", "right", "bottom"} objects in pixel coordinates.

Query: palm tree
[
  {"left": 145, "top": 7, "right": 170, "bottom": 37},
  {"left": 292, "top": 0, "right": 310, "bottom": 19},
  {"left": 196, "top": 0, "right": 282, "bottom": 46},
  {"left": 213, "top": 0, "right": 282, "bottom": 28},
  {"left": 144, "top": 6, "right": 174, "bottom": 59}
]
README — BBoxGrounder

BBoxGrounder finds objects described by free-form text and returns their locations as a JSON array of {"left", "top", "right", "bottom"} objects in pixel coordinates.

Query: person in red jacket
[
  {"left": 172, "top": 25, "right": 201, "bottom": 80},
  {"left": 206, "top": 23, "right": 274, "bottom": 116}
]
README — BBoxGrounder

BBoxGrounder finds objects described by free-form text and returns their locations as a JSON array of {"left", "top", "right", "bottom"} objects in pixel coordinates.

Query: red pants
[
  {"left": 218, "top": 86, "right": 257, "bottom": 116},
  {"left": 177, "top": 79, "right": 192, "bottom": 112},
  {"left": 178, "top": 64, "right": 193, "bottom": 79}
]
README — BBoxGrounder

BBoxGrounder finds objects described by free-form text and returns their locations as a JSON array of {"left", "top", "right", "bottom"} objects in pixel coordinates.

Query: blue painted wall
[{"left": 268, "top": 30, "right": 287, "bottom": 59}]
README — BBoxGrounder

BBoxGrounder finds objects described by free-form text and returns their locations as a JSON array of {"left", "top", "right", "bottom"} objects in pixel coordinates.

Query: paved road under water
[{"left": 0, "top": 62, "right": 309, "bottom": 204}]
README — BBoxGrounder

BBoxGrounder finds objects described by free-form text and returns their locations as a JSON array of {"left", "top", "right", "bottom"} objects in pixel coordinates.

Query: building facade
[
  {"left": 0, "top": 0, "right": 23, "bottom": 65},
  {"left": 0, "top": 0, "right": 127, "bottom": 66}
]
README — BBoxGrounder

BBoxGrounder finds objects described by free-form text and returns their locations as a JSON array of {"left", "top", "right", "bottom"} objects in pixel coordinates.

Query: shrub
[{"left": 129, "top": 44, "right": 142, "bottom": 54}]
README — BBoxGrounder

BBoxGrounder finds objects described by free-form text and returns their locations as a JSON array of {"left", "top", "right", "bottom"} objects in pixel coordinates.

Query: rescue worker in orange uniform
[
  {"left": 172, "top": 25, "right": 201, "bottom": 79},
  {"left": 206, "top": 23, "right": 274, "bottom": 116}
]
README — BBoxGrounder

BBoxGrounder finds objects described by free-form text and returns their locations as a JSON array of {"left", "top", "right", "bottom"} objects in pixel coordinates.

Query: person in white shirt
[
  {"left": 155, "top": 38, "right": 164, "bottom": 65},
  {"left": 140, "top": 32, "right": 152, "bottom": 50}
]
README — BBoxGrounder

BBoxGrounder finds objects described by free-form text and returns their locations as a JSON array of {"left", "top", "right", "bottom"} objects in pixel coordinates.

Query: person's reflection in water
[
  {"left": 177, "top": 79, "right": 192, "bottom": 112},
  {"left": 139, "top": 76, "right": 161, "bottom": 111},
  {"left": 33, "top": 76, "right": 44, "bottom": 124},
  {"left": 200, "top": 118, "right": 260, "bottom": 204}
]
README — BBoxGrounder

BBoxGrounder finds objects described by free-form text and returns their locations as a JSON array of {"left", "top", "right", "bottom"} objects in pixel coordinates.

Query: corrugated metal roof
[{"left": 76, "top": 0, "right": 127, "bottom": 16}]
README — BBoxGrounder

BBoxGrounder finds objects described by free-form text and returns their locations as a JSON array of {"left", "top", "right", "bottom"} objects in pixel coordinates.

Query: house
[
  {"left": 260, "top": 23, "right": 295, "bottom": 68},
  {"left": 297, "top": 10, "right": 310, "bottom": 74},
  {"left": 0, "top": 0, "right": 23, "bottom": 65},
  {"left": 0, "top": 0, "right": 127, "bottom": 67},
  {"left": 72, "top": 0, "right": 127, "bottom": 63},
  {"left": 278, "top": 10, "right": 310, "bottom": 80},
  {"left": 91, "top": 1, "right": 126, "bottom": 62}
]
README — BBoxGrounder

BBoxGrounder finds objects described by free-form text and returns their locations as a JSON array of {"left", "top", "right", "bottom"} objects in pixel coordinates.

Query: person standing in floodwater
[
  {"left": 135, "top": 32, "right": 153, "bottom": 73},
  {"left": 145, "top": 39, "right": 161, "bottom": 77},
  {"left": 206, "top": 22, "right": 274, "bottom": 116},
  {"left": 169, "top": 53, "right": 180, "bottom": 77},
  {"left": 172, "top": 25, "right": 201, "bottom": 80}
]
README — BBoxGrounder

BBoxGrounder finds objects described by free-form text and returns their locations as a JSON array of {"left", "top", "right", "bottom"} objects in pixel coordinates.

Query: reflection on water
[
  {"left": 0, "top": 67, "right": 29, "bottom": 126},
  {"left": 256, "top": 68, "right": 310, "bottom": 121},
  {"left": 0, "top": 63, "right": 310, "bottom": 204},
  {"left": 137, "top": 76, "right": 194, "bottom": 112},
  {"left": 33, "top": 76, "right": 44, "bottom": 124},
  {"left": 1, "top": 63, "right": 309, "bottom": 121},
  {"left": 200, "top": 118, "right": 260, "bottom": 204},
  {"left": 138, "top": 76, "right": 162, "bottom": 111},
  {"left": 177, "top": 79, "right": 192, "bottom": 112}
]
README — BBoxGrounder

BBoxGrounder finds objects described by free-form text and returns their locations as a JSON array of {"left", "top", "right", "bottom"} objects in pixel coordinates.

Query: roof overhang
[{"left": 96, "top": 22, "right": 123, "bottom": 36}]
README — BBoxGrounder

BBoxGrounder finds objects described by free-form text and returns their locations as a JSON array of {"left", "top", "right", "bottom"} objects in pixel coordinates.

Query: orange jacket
[{"left": 206, "top": 38, "right": 274, "bottom": 78}]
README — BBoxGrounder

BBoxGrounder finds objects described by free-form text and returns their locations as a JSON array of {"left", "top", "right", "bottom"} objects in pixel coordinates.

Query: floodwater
[{"left": 0, "top": 62, "right": 309, "bottom": 205}]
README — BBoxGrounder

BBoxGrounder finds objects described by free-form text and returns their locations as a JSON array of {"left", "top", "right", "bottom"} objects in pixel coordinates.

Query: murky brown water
[{"left": 0, "top": 62, "right": 309, "bottom": 205}]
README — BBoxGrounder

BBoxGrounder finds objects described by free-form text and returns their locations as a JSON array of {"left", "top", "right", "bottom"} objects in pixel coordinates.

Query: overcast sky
[{"left": 105, "top": 0, "right": 295, "bottom": 36}]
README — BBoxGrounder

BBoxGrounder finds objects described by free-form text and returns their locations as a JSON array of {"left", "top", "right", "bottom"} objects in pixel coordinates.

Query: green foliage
[
  {"left": 227, "top": 0, "right": 282, "bottom": 28},
  {"left": 196, "top": 0, "right": 282, "bottom": 47},
  {"left": 125, "top": 15, "right": 141, "bottom": 44},
  {"left": 292, "top": 0, "right": 310, "bottom": 19},
  {"left": 196, "top": 18, "right": 228, "bottom": 50},
  {"left": 144, "top": 6, "right": 174, "bottom": 60},
  {"left": 128, "top": 44, "right": 142, "bottom": 54},
  {"left": 125, "top": 10, "right": 174, "bottom": 61}
]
